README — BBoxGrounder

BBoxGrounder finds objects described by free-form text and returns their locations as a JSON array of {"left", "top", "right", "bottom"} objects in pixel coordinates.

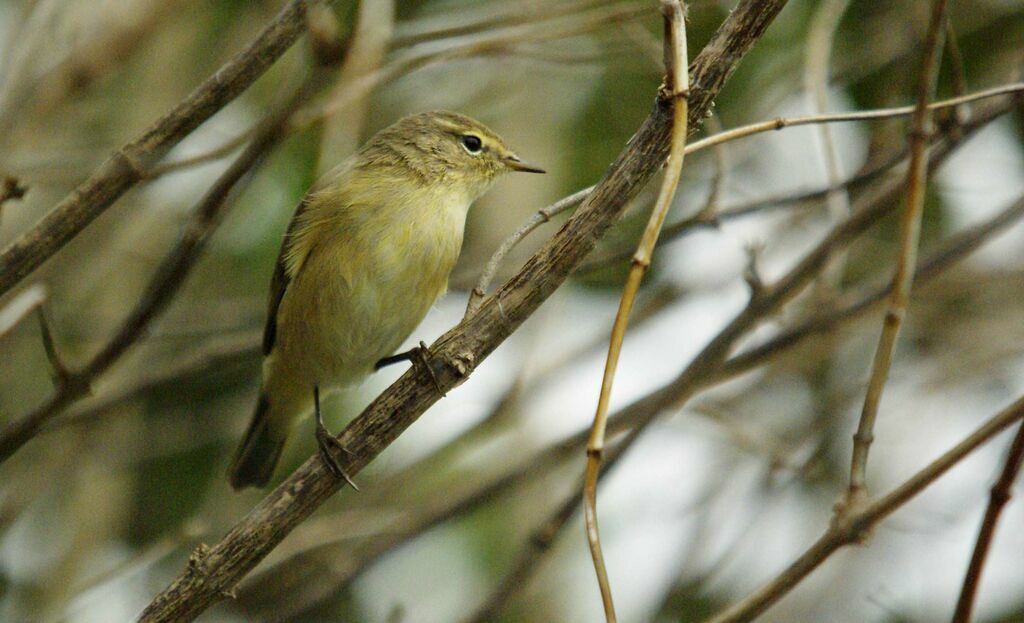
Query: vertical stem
[
  {"left": 845, "top": 0, "right": 948, "bottom": 507},
  {"left": 583, "top": 2, "right": 689, "bottom": 621}
]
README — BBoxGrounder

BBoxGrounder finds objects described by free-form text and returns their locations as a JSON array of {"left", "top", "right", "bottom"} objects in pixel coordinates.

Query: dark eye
[{"left": 461, "top": 134, "right": 483, "bottom": 153}]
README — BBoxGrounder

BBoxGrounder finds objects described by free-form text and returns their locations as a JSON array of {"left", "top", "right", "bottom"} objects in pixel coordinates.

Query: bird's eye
[{"left": 461, "top": 135, "right": 483, "bottom": 154}]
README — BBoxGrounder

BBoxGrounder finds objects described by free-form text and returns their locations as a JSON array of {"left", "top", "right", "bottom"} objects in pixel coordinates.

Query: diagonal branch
[
  {"left": 135, "top": 1, "right": 792, "bottom": 621},
  {"left": 951, "top": 420, "right": 1024, "bottom": 623},
  {"left": 0, "top": 0, "right": 327, "bottom": 299}
]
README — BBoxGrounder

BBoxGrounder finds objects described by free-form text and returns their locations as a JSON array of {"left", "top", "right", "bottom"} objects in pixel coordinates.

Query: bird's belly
[{"left": 272, "top": 249, "right": 449, "bottom": 389}]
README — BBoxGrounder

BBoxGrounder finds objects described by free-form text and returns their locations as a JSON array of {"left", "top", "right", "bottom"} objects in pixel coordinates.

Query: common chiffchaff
[{"left": 229, "top": 111, "right": 543, "bottom": 489}]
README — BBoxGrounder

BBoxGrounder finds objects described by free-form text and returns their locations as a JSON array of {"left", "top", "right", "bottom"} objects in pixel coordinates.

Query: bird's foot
[
  {"left": 315, "top": 421, "right": 359, "bottom": 491},
  {"left": 313, "top": 384, "right": 358, "bottom": 490},
  {"left": 375, "top": 341, "right": 446, "bottom": 398}
]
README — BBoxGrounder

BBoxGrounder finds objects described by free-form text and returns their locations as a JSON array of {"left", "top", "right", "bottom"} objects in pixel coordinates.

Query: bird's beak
[{"left": 505, "top": 154, "right": 546, "bottom": 174}]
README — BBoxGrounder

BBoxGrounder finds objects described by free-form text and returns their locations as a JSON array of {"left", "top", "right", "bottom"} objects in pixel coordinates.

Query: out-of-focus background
[{"left": 0, "top": 0, "right": 1023, "bottom": 621}]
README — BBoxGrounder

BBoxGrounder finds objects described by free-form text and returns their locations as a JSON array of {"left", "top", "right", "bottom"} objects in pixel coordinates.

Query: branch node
[
  {"left": 187, "top": 543, "right": 212, "bottom": 574},
  {"left": 742, "top": 242, "right": 766, "bottom": 300},
  {"left": 114, "top": 149, "right": 148, "bottom": 180},
  {"left": 831, "top": 490, "right": 873, "bottom": 544},
  {"left": 449, "top": 351, "right": 475, "bottom": 378}
]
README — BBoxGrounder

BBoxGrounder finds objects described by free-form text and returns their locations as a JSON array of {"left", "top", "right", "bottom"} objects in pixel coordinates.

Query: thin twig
[
  {"left": 844, "top": 0, "right": 949, "bottom": 513},
  {"left": 583, "top": 3, "right": 689, "bottom": 620},
  {"left": 721, "top": 193, "right": 1024, "bottom": 381},
  {"left": 804, "top": 0, "right": 852, "bottom": 291},
  {"left": 0, "top": 283, "right": 46, "bottom": 340},
  {"left": 35, "top": 306, "right": 70, "bottom": 386},
  {"left": 707, "top": 395, "right": 1024, "bottom": 623},
  {"left": 951, "top": 420, "right": 1024, "bottom": 623},
  {"left": 391, "top": 0, "right": 635, "bottom": 49},
  {"left": 0, "top": 0, "right": 326, "bottom": 299},
  {"left": 135, "top": 2, "right": 791, "bottom": 619},
  {"left": 466, "top": 186, "right": 593, "bottom": 315},
  {"left": 150, "top": 4, "right": 652, "bottom": 182},
  {"left": 467, "top": 425, "right": 643, "bottom": 623}
]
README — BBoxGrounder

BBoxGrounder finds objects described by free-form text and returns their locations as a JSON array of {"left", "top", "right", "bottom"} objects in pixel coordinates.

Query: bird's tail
[{"left": 228, "top": 394, "right": 285, "bottom": 490}]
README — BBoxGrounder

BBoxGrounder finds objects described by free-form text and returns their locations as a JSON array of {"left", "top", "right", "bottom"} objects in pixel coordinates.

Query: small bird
[{"left": 228, "top": 111, "right": 544, "bottom": 489}]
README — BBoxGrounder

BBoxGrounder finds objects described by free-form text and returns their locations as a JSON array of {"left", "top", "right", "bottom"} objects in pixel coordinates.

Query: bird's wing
[
  {"left": 262, "top": 196, "right": 311, "bottom": 355},
  {"left": 263, "top": 158, "right": 356, "bottom": 355}
]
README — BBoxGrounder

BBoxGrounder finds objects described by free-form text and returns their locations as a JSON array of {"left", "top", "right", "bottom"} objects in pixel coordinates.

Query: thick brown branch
[
  {"left": 135, "top": 1, "right": 791, "bottom": 621},
  {"left": 0, "top": 0, "right": 325, "bottom": 299}
]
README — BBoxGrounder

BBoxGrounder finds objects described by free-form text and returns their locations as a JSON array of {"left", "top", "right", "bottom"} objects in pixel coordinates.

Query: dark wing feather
[{"left": 262, "top": 197, "right": 311, "bottom": 355}]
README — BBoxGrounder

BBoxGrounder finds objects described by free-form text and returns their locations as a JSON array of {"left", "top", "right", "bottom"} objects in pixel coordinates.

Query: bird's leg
[
  {"left": 313, "top": 385, "right": 359, "bottom": 490},
  {"left": 374, "top": 341, "right": 446, "bottom": 397}
]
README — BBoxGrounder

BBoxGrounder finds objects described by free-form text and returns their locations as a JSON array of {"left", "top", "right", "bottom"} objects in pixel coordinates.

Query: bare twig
[
  {"left": 0, "top": 0, "right": 326, "bottom": 299},
  {"left": 951, "top": 420, "right": 1024, "bottom": 623},
  {"left": 722, "top": 193, "right": 1024, "bottom": 380},
  {"left": 35, "top": 306, "right": 70, "bottom": 386},
  {"left": 391, "top": 0, "right": 635, "bottom": 48},
  {"left": 804, "top": 0, "right": 852, "bottom": 290},
  {"left": 0, "top": 283, "right": 46, "bottom": 340},
  {"left": 45, "top": 332, "right": 261, "bottom": 433},
  {"left": 150, "top": 3, "right": 652, "bottom": 182},
  {"left": 844, "top": 0, "right": 949, "bottom": 512},
  {"left": 583, "top": 3, "right": 689, "bottom": 620},
  {"left": 466, "top": 186, "right": 593, "bottom": 314},
  {"left": 708, "top": 395, "right": 1024, "bottom": 623},
  {"left": 134, "top": 2, "right": 791, "bottom": 620},
  {"left": 467, "top": 425, "right": 642, "bottom": 623}
]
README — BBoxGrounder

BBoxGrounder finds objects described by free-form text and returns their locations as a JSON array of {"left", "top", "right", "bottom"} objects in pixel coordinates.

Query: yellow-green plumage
[{"left": 229, "top": 111, "right": 542, "bottom": 489}]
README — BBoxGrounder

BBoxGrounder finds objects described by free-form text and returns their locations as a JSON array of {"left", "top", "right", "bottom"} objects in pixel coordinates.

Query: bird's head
[{"left": 356, "top": 110, "right": 544, "bottom": 198}]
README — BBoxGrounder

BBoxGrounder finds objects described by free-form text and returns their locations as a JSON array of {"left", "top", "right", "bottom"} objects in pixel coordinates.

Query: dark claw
[
  {"left": 374, "top": 341, "right": 446, "bottom": 398},
  {"left": 313, "top": 384, "right": 358, "bottom": 490},
  {"left": 316, "top": 424, "right": 359, "bottom": 491}
]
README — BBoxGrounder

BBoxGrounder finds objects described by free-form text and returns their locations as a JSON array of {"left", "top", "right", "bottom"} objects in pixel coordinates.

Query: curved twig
[{"left": 583, "top": 2, "right": 689, "bottom": 620}]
